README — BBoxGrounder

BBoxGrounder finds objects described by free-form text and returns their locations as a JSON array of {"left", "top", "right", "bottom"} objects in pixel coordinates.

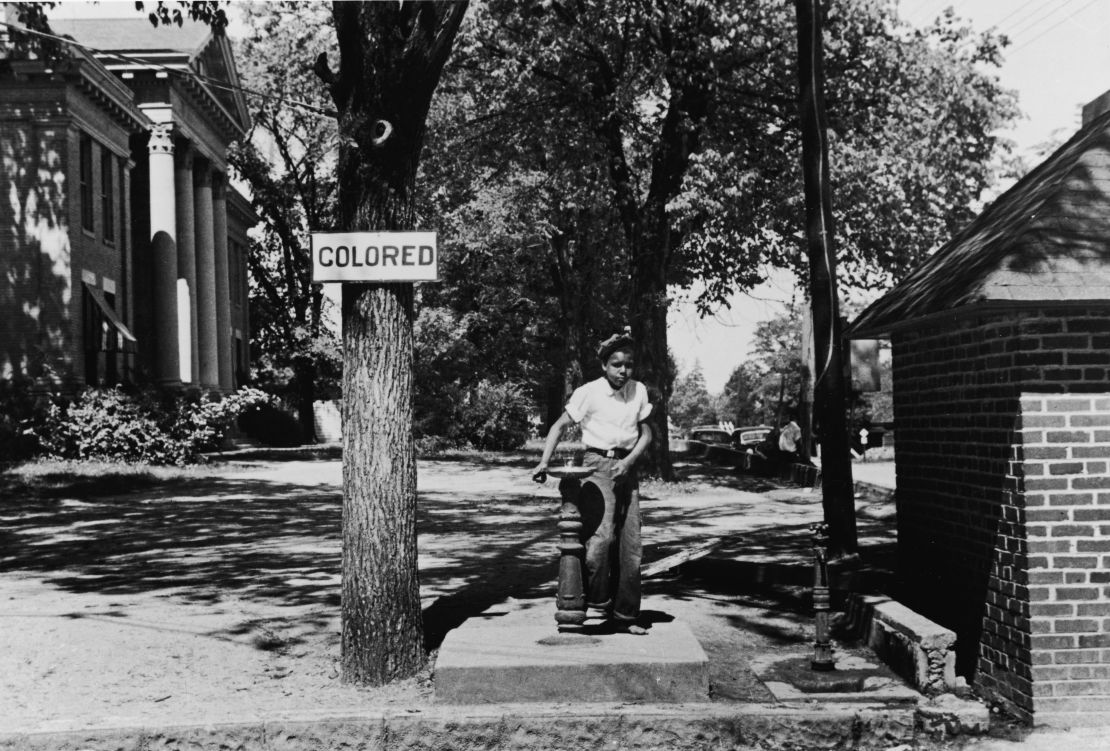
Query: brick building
[
  {"left": 851, "top": 98, "right": 1110, "bottom": 723},
  {"left": 0, "top": 15, "right": 255, "bottom": 391}
]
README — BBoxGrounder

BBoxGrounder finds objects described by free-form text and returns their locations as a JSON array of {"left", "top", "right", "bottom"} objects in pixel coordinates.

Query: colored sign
[{"left": 311, "top": 232, "right": 438, "bottom": 282}]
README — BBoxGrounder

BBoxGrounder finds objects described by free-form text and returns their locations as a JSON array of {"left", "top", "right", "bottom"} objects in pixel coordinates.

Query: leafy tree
[
  {"left": 673, "top": 4, "right": 1020, "bottom": 301},
  {"left": 230, "top": 1, "right": 341, "bottom": 443},
  {"left": 452, "top": 0, "right": 1018, "bottom": 480},
  {"left": 419, "top": 36, "right": 632, "bottom": 429},
  {"left": 719, "top": 307, "right": 802, "bottom": 426},
  {"left": 718, "top": 361, "right": 770, "bottom": 426},
  {"left": 669, "top": 363, "right": 717, "bottom": 429}
]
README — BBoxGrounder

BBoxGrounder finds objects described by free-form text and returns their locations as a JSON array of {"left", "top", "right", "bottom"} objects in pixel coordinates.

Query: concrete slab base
[
  {"left": 435, "top": 620, "right": 710, "bottom": 704},
  {"left": 751, "top": 652, "right": 920, "bottom": 705},
  {"left": 0, "top": 703, "right": 919, "bottom": 751}
]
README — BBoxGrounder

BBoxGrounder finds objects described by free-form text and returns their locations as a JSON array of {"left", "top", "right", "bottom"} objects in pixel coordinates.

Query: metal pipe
[{"left": 811, "top": 522, "right": 835, "bottom": 670}]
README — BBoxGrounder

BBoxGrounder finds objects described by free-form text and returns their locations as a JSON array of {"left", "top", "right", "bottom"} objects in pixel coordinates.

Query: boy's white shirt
[{"left": 565, "top": 377, "right": 653, "bottom": 451}]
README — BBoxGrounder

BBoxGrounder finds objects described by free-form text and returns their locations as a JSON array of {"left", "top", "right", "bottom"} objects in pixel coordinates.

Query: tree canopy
[{"left": 423, "top": 0, "right": 1018, "bottom": 476}]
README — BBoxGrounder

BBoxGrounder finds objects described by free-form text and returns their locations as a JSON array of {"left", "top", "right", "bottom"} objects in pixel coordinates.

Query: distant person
[
  {"left": 533, "top": 331, "right": 653, "bottom": 634},
  {"left": 778, "top": 409, "right": 802, "bottom": 467}
]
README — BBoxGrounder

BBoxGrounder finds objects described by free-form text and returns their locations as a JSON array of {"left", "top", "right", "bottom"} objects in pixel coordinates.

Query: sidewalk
[{"left": 0, "top": 452, "right": 1100, "bottom": 749}]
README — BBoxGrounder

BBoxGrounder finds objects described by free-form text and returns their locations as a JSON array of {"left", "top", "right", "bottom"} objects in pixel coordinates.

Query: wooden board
[{"left": 642, "top": 537, "right": 727, "bottom": 578}]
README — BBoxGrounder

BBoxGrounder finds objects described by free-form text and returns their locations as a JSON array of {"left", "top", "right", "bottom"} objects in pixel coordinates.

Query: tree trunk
[
  {"left": 322, "top": 0, "right": 467, "bottom": 685},
  {"left": 294, "top": 360, "right": 318, "bottom": 445},
  {"left": 629, "top": 213, "right": 674, "bottom": 480},
  {"left": 795, "top": 0, "right": 857, "bottom": 558},
  {"left": 340, "top": 281, "right": 421, "bottom": 683}
]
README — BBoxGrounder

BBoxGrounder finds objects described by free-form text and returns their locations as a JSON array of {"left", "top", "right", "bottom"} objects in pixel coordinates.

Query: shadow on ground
[{"left": 1, "top": 456, "right": 898, "bottom": 685}]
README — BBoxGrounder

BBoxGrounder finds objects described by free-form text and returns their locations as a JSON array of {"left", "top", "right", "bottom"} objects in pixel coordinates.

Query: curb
[{"left": 1, "top": 702, "right": 918, "bottom": 751}]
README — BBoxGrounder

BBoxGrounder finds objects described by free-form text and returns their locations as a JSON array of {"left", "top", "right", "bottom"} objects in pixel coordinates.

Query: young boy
[{"left": 533, "top": 331, "right": 654, "bottom": 634}]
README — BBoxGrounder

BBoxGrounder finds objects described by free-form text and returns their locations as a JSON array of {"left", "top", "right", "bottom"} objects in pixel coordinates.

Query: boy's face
[{"left": 603, "top": 349, "right": 634, "bottom": 389}]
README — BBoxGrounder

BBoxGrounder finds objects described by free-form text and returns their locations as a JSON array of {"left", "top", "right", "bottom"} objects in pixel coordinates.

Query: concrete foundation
[{"left": 435, "top": 621, "right": 709, "bottom": 704}]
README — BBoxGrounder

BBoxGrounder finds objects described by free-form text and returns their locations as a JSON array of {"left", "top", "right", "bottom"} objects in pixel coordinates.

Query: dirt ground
[{"left": 0, "top": 449, "right": 899, "bottom": 734}]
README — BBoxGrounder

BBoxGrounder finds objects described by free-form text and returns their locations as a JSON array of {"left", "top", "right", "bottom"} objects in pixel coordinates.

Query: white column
[
  {"left": 212, "top": 174, "right": 232, "bottom": 390},
  {"left": 174, "top": 143, "right": 198, "bottom": 383},
  {"left": 194, "top": 162, "right": 219, "bottom": 388},
  {"left": 148, "top": 122, "right": 180, "bottom": 387}
]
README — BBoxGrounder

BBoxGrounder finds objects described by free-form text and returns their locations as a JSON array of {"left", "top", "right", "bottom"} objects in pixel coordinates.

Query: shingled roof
[{"left": 850, "top": 108, "right": 1110, "bottom": 338}]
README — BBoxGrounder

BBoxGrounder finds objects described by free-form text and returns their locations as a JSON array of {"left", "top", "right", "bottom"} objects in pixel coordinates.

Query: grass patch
[
  {"left": 1, "top": 458, "right": 202, "bottom": 500},
  {"left": 205, "top": 444, "right": 342, "bottom": 463}
]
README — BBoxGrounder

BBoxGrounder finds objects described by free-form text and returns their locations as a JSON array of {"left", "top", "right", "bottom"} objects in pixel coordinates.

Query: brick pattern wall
[
  {"left": 891, "top": 307, "right": 1110, "bottom": 722},
  {"left": 0, "top": 92, "right": 74, "bottom": 384},
  {"left": 1, "top": 77, "right": 134, "bottom": 387},
  {"left": 1020, "top": 393, "right": 1110, "bottom": 718}
]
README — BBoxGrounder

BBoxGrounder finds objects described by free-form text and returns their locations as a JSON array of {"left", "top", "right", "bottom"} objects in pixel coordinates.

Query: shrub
[
  {"left": 38, "top": 387, "right": 187, "bottom": 464},
  {"left": 453, "top": 380, "right": 531, "bottom": 451},
  {"left": 35, "top": 386, "right": 274, "bottom": 465},
  {"left": 414, "top": 433, "right": 461, "bottom": 456},
  {"left": 166, "top": 386, "right": 272, "bottom": 453}
]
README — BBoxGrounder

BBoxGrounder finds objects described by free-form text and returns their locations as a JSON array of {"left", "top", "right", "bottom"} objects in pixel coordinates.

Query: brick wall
[
  {"left": 0, "top": 87, "right": 74, "bottom": 385},
  {"left": 1019, "top": 393, "right": 1110, "bottom": 718},
  {"left": 891, "top": 307, "right": 1110, "bottom": 721},
  {"left": 1, "top": 76, "right": 134, "bottom": 387}
]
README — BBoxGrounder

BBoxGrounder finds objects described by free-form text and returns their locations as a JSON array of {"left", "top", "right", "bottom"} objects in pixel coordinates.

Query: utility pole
[{"left": 794, "top": 0, "right": 858, "bottom": 558}]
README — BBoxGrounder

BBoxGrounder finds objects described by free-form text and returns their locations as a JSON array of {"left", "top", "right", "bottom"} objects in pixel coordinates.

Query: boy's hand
[
  {"left": 532, "top": 462, "right": 549, "bottom": 483},
  {"left": 612, "top": 460, "right": 630, "bottom": 479}
]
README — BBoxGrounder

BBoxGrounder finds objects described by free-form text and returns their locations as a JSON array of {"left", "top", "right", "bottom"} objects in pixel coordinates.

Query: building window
[
  {"left": 101, "top": 150, "right": 114, "bottom": 242},
  {"left": 83, "top": 282, "right": 136, "bottom": 386},
  {"left": 79, "top": 135, "right": 94, "bottom": 232}
]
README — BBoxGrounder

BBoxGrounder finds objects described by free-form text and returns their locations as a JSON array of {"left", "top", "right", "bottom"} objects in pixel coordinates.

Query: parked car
[
  {"left": 687, "top": 425, "right": 732, "bottom": 445},
  {"left": 731, "top": 425, "right": 773, "bottom": 449}
]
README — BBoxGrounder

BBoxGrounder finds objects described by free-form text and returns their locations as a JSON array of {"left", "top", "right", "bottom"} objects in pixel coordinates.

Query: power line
[
  {"left": 0, "top": 19, "right": 338, "bottom": 120},
  {"left": 1014, "top": 0, "right": 1101, "bottom": 50},
  {"left": 989, "top": 0, "right": 1042, "bottom": 29},
  {"left": 1006, "top": 0, "right": 1079, "bottom": 40}
]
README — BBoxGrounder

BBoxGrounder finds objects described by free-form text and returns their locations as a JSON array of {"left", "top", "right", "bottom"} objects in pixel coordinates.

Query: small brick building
[{"left": 850, "top": 102, "right": 1110, "bottom": 723}]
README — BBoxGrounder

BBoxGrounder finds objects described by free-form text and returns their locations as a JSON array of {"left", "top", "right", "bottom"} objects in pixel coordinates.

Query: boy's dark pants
[{"left": 576, "top": 452, "right": 641, "bottom": 622}]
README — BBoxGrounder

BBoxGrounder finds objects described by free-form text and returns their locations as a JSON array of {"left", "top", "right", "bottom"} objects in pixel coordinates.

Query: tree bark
[
  {"left": 294, "top": 359, "right": 318, "bottom": 444},
  {"left": 322, "top": 0, "right": 467, "bottom": 685},
  {"left": 795, "top": 0, "right": 857, "bottom": 558},
  {"left": 629, "top": 223, "right": 674, "bottom": 479}
]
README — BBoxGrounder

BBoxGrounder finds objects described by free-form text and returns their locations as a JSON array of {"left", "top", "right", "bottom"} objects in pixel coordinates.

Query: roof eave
[{"left": 849, "top": 298, "right": 1110, "bottom": 339}]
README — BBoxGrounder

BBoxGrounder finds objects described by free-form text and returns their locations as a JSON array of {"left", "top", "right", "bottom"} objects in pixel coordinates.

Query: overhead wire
[
  {"left": 1005, "top": 0, "right": 1079, "bottom": 40},
  {"left": 0, "top": 18, "right": 339, "bottom": 119},
  {"left": 1013, "top": 0, "right": 1101, "bottom": 51},
  {"left": 988, "top": 0, "right": 1042, "bottom": 29}
]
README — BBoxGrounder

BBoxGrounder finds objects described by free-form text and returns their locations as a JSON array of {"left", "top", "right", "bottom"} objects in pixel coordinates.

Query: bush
[
  {"left": 166, "top": 386, "right": 271, "bottom": 453},
  {"left": 35, "top": 386, "right": 273, "bottom": 465},
  {"left": 415, "top": 433, "right": 461, "bottom": 457},
  {"left": 38, "top": 388, "right": 187, "bottom": 464},
  {"left": 453, "top": 380, "right": 531, "bottom": 451}
]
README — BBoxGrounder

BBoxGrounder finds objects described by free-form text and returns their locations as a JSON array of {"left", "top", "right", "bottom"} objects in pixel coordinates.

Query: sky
[{"left": 45, "top": 0, "right": 1110, "bottom": 392}]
